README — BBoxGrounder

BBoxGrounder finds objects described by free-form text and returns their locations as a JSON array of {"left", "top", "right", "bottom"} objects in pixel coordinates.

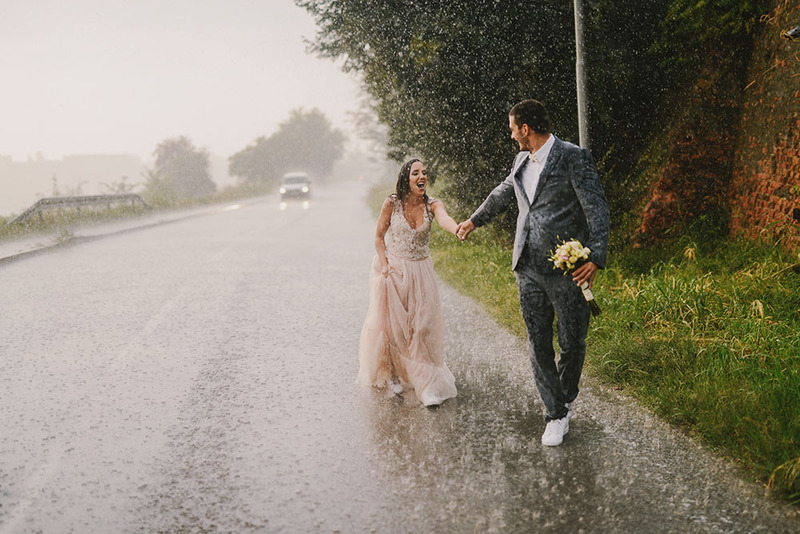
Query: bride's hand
[{"left": 456, "top": 220, "right": 475, "bottom": 241}]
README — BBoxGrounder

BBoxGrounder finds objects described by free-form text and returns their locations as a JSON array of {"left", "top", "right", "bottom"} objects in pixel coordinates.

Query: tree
[
  {"left": 229, "top": 108, "right": 346, "bottom": 184},
  {"left": 298, "top": 0, "right": 575, "bottom": 223},
  {"left": 297, "top": 0, "right": 768, "bottom": 239},
  {"left": 348, "top": 89, "right": 389, "bottom": 156},
  {"left": 145, "top": 136, "right": 216, "bottom": 204},
  {"left": 141, "top": 168, "right": 177, "bottom": 207}
]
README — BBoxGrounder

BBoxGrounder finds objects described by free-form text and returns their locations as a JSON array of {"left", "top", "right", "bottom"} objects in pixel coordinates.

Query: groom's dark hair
[{"left": 510, "top": 99, "right": 550, "bottom": 133}]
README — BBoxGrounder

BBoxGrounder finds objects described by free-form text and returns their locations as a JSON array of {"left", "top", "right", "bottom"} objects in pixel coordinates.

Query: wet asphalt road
[{"left": 0, "top": 182, "right": 798, "bottom": 533}]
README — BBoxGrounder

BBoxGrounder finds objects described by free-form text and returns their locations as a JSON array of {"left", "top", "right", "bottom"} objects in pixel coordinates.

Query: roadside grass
[
  {"left": 0, "top": 205, "right": 147, "bottom": 243},
  {"left": 430, "top": 226, "right": 525, "bottom": 339},
  {"left": 0, "top": 181, "right": 274, "bottom": 244},
  {"left": 428, "top": 221, "right": 800, "bottom": 503},
  {"left": 597, "top": 240, "right": 800, "bottom": 502}
]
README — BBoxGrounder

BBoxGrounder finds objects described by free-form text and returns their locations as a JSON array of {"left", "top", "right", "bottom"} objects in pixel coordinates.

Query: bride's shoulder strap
[{"left": 425, "top": 196, "right": 438, "bottom": 217}]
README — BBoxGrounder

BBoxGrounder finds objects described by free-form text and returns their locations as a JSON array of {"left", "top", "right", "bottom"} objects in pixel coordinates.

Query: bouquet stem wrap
[{"left": 580, "top": 281, "right": 602, "bottom": 317}]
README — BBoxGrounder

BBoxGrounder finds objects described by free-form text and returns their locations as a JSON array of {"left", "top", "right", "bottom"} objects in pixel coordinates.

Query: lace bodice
[{"left": 386, "top": 195, "right": 435, "bottom": 261}]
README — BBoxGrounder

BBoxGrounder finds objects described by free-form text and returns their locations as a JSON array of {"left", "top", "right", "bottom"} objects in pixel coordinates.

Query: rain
[{"left": 2, "top": 0, "right": 800, "bottom": 532}]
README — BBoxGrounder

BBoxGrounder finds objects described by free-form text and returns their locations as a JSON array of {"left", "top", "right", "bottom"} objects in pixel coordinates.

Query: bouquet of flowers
[{"left": 549, "top": 239, "right": 601, "bottom": 316}]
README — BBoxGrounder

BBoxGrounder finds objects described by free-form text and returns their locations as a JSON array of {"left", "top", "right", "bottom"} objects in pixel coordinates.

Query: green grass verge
[
  {"left": 430, "top": 224, "right": 800, "bottom": 503},
  {"left": 0, "top": 181, "right": 274, "bottom": 244},
  {"left": 0, "top": 205, "right": 148, "bottom": 243}
]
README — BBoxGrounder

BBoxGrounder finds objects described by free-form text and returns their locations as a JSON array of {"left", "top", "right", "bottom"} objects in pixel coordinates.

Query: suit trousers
[{"left": 514, "top": 256, "right": 591, "bottom": 421}]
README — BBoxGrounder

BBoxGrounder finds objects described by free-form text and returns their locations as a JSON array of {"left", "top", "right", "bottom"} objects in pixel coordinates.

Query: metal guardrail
[{"left": 6, "top": 194, "right": 151, "bottom": 226}]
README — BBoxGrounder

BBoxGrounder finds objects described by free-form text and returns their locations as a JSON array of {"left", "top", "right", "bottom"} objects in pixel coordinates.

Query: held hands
[{"left": 456, "top": 220, "right": 475, "bottom": 241}]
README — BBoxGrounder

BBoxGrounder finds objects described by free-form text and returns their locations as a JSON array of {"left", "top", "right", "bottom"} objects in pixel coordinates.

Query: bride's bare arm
[
  {"left": 431, "top": 199, "right": 459, "bottom": 236},
  {"left": 375, "top": 197, "right": 393, "bottom": 272}
]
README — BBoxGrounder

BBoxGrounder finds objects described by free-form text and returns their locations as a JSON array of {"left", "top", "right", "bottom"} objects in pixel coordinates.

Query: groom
[{"left": 457, "top": 99, "right": 610, "bottom": 446}]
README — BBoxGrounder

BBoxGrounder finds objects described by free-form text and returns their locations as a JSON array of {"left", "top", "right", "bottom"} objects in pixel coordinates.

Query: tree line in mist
[{"left": 142, "top": 108, "right": 345, "bottom": 206}]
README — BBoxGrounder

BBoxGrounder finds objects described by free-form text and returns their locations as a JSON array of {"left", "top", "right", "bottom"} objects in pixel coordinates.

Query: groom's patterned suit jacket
[{"left": 470, "top": 136, "right": 610, "bottom": 274}]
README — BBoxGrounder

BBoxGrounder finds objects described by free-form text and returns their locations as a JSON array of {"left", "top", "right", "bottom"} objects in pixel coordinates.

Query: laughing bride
[{"left": 357, "top": 159, "right": 459, "bottom": 406}]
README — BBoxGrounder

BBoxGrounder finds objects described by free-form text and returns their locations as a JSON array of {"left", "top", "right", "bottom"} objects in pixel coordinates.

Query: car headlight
[
  {"left": 302, "top": 186, "right": 309, "bottom": 193},
  {"left": 279, "top": 187, "right": 286, "bottom": 194}
]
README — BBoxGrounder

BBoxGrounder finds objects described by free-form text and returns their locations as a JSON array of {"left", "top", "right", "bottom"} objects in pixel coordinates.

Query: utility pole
[{"left": 574, "top": 0, "right": 589, "bottom": 149}]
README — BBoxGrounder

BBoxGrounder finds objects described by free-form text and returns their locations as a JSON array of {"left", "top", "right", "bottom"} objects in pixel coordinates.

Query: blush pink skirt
[{"left": 357, "top": 254, "right": 457, "bottom": 406}]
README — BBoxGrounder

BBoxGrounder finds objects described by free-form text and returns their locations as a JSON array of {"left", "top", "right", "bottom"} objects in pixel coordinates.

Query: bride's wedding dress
[{"left": 357, "top": 195, "right": 457, "bottom": 406}]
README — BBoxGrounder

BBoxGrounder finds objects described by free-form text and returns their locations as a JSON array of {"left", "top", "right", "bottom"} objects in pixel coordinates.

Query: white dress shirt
[{"left": 521, "top": 134, "right": 554, "bottom": 204}]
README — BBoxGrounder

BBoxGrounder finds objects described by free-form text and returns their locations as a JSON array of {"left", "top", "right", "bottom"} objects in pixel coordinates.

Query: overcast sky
[{"left": 0, "top": 0, "right": 363, "bottom": 162}]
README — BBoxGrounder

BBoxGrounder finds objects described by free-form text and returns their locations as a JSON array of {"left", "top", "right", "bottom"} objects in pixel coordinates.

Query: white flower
[{"left": 549, "top": 238, "right": 592, "bottom": 273}]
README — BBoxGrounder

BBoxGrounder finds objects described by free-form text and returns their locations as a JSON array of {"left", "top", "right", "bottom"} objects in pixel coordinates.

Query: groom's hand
[
  {"left": 573, "top": 261, "right": 598, "bottom": 288},
  {"left": 456, "top": 220, "right": 475, "bottom": 241}
]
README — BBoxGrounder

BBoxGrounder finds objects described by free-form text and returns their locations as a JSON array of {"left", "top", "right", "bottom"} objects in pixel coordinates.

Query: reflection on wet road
[{"left": 0, "top": 183, "right": 797, "bottom": 532}]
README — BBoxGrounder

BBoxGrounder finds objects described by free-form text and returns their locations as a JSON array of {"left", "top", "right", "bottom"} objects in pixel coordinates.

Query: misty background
[{"left": 0, "top": 0, "right": 372, "bottom": 216}]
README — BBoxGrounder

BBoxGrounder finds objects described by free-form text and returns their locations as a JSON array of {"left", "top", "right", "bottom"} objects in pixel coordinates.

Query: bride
[{"left": 357, "top": 159, "right": 459, "bottom": 406}]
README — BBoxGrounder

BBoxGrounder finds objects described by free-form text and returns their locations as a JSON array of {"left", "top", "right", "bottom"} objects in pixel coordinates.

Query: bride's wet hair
[{"left": 395, "top": 158, "right": 428, "bottom": 203}]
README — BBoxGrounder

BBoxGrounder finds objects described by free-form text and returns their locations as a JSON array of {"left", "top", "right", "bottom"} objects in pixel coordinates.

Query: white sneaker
[
  {"left": 566, "top": 402, "right": 575, "bottom": 421},
  {"left": 541, "top": 417, "right": 569, "bottom": 446}
]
